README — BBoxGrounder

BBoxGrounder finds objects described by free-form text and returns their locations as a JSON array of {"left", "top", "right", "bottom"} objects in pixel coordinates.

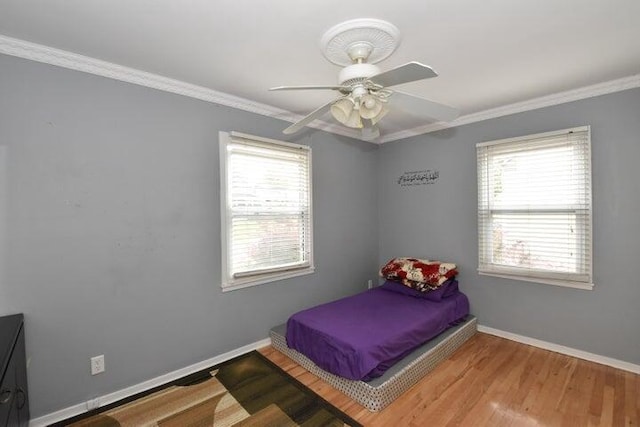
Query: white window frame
[
  {"left": 476, "top": 126, "right": 593, "bottom": 290},
  {"left": 219, "top": 131, "right": 314, "bottom": 292}
]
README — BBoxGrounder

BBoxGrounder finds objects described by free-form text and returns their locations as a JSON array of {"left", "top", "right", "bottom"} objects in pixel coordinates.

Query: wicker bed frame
[{"left": 269, "top": 315, "right": 477, "bottom": 412}]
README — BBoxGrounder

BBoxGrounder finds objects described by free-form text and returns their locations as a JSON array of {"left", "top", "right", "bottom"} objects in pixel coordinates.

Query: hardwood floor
[{"left": 259, "top": 333, "right": 640, "bottom": 426}]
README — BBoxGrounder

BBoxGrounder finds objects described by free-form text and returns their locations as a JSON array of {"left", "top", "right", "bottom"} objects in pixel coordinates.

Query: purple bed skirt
[{"left": 286, "top": 286, "right": 469, "bottom": 381}]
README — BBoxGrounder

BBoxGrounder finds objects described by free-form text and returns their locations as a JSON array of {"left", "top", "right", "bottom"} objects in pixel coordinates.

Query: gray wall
[
  {"left": 0, "top": 54, "right": 380, "bottom": 417},
  {"left": 0, "top": 147, "right": 6, "bottom": 314},
  {"left": 378, "top": 88, "right": 640, "bottom": 365}
]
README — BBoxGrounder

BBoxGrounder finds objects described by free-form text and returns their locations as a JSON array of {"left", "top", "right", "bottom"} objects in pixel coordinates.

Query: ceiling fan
[{"left": 270, "top": 19, "right": 459, "bottom": 140}]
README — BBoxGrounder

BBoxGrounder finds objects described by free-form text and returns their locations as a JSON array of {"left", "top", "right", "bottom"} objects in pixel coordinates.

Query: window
[
  {"left": 219, "top": 131, "right": 313, "bottom": 291},
  {"left": 477, "top": 126, "right": 593, "bottom": 290}
]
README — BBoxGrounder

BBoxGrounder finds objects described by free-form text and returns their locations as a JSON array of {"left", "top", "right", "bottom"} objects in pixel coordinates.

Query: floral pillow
[{"left": 379, "top": 257, "right": 457, "bottom": 291}]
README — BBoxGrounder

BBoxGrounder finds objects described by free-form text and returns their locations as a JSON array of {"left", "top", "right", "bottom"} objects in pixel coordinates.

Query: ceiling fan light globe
[
  {"left": 363, "top": 96, "right": 377, "bottom": 109},
  {"left": 360, "top": 95, "right": 383, "bottom": 119},
  {"left": 370, "top": 105, "right": 389, "bottom": 125},
  {"left": 330, "top": 98, "right": 355, "bottom": 124},
  {"left": 344, "top": 109, "right": 364, "bottom": 128}
]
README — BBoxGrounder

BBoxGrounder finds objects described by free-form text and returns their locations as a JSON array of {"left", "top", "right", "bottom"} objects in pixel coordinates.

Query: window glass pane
[
  {"left": 230, "top": 153, "right": 309, "bottom": 214},
  {"left": 231, "top": 215, "right": 308, "bottom": 273},
  {"left": 489, "top": 143, "right": 587, "bottom": 209},
  {"left": 490, "top": 212, "right": 579, "bottom": 273}
]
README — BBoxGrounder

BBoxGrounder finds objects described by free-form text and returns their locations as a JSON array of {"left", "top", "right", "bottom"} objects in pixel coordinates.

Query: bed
[
  {"left": 270, "top": 314, "right": 476, "bottom": 412},
  {"left": 270, "top": 273, "right": 476, "bottom": 412},
  {"left": 286, "top": 285, "right": 469, "bottom": 381}
]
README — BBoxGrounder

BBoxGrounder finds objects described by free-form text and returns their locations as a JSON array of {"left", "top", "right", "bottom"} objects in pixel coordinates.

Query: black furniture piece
[{"left": 0, "top": 314, "right": 29, "bottom": 427}]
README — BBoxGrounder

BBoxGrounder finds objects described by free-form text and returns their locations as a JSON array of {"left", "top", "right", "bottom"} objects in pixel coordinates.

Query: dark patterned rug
[{"left": 55, "top": 351, "right": 360, "bottom": 427}]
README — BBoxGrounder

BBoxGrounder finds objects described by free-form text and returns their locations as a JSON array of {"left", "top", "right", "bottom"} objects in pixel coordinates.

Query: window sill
[
  {"left": 222, "top": 267, "right": 315, "bottom": 292},
  {"left": 478, "top": 271, "right": 594, "bottom": 291}
]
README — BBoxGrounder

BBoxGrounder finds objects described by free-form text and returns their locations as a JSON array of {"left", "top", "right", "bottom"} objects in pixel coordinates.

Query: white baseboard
[
  {"left": 29, "top": 337, "right": 272, "bottom": 427},
  {"left": 477, "top": 324, "right": 640, "bottom": 375}
]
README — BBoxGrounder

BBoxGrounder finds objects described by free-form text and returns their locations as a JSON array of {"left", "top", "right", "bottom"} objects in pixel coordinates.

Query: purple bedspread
[{"left": 286, "top": 287, "right": 469, "bottom": 381}]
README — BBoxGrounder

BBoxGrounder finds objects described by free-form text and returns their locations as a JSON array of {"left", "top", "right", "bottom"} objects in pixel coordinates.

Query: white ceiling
[{"left": 1, "top": 0, "right": 639, "bottom": 142}]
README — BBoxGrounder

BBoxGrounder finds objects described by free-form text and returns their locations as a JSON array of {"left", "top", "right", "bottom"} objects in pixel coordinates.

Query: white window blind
[
  {"left": 477, "top": 126, "right": 593, "bottom": 290},
  {"left": 220, "top": 132, "right": 313, "bottom": 291}
]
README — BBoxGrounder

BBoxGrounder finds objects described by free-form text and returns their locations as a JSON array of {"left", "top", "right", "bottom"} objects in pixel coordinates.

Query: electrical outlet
[
  {"left": 91, "top": 355, "right": 105, "bottom": 375},
  {"left": 367, "top": 279, "right": 373, "bottom": 289}
]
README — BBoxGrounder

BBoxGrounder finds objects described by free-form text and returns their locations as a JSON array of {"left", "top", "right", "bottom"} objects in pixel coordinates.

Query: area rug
[{"left": 57, "top": 351, "right": 360, "bottom": 427}]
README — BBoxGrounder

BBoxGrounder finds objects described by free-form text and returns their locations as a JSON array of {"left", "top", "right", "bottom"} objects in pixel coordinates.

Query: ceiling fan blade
[
  {"left": 270, "top": 85, "right": 349, "bottom": 91},
  {"left": 283, "top": 99, "right": 338, "bottom": 134},
  {"left": 361, "top": 119, "right": 380, "bottom": 140},
  {"left": 390, "top": 91, "right": 459, "bottom": 122},
  {"left": 368, "top": 62, "right": 438, "bottom": 88}
]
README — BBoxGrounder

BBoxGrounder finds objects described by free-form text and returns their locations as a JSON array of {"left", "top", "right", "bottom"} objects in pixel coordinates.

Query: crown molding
[
  {"left": 0, "top": 34, "right": 295, "bottom": 117},
  {"left": 2, "top": 34, "right": 638, "bottom": 145},
  {"left": 380, "top": 73, "right": 640, "bottom": 143},
  {"left": 0, "top": 33, "right": 361, "bottom": 139}
]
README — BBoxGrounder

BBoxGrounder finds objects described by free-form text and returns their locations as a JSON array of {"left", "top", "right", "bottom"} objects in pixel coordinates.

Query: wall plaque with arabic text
[{"left": 397, "top": 170, "right": 439, "bottom": 187}]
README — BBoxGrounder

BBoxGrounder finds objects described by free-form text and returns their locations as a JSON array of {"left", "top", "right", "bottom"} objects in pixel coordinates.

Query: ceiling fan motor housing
[{"left": 338, "top": 63, "right": 381, "bottom": 85}]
